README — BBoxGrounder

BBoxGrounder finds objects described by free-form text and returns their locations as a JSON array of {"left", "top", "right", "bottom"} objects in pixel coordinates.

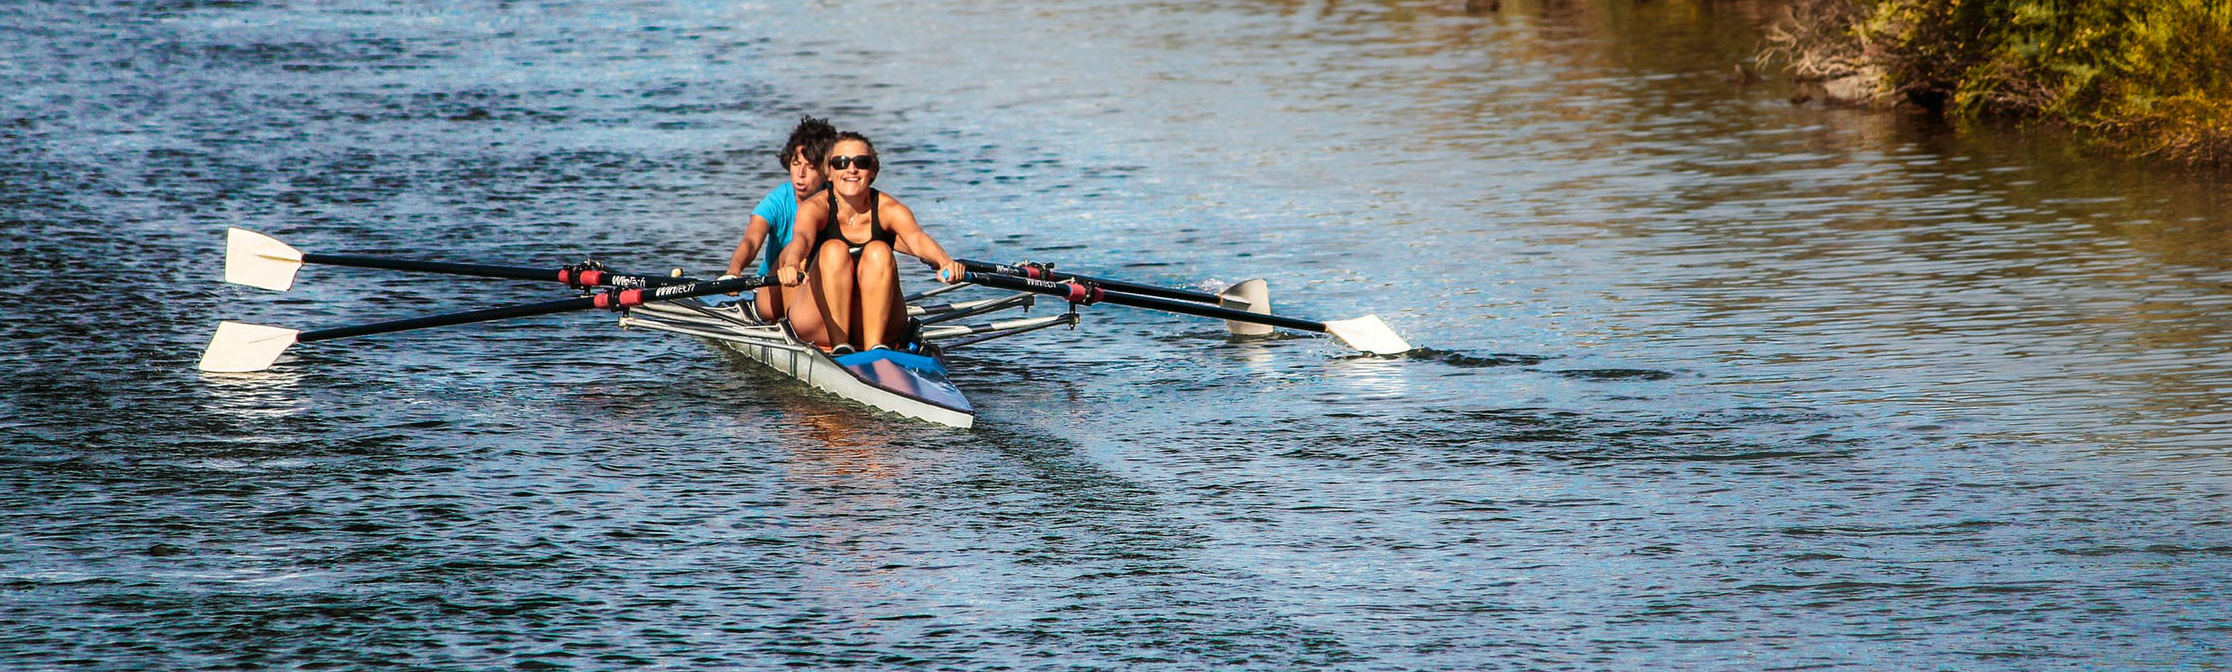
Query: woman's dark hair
[
  {"left": 826, "top": 131, "right": 875, "bottom": 163},
  {"left": 778, "top": 116, "right": 837, "bottom": 169}
]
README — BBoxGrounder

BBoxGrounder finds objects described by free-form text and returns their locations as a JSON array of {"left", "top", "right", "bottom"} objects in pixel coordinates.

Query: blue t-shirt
[{"left": 750, "top": 186, "right": 801, "bottom": 276}]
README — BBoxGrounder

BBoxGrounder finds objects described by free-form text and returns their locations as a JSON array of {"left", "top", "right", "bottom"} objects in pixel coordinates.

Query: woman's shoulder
[{"left": 874, "top": 190, "right": 915, "bottom": 215}]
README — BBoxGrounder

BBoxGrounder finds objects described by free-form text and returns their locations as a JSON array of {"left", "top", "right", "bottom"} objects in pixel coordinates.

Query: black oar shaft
[
  {"left": 296, "top": 275, "right": 771, "bottom": 344},
  {"left": 298, "top": 297, "right": 596, "bottom": 343},
  {"left": 303, "top": 253, "right": 559, "bottom": 283},
  {"left": 961, "top": 271, "right": 1326, "bottom": 333},
  {"left": 301, "top": 253, "right": 690, "bottom": 288},
  {"left": 957, "top": 259, "right": 1222, "bottom": 304}
]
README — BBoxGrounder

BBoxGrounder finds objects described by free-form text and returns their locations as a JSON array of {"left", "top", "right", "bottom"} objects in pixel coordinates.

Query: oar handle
[
  {"left": 296, "top": 274, "right": 772, "bottom": 344},
  {"left": 961, "top": 271, "right": 1327, "bottom": 333},
  {"left": 302, "top": 253, "right": 693, "bottom": 289},
  {"left": 957, "top": 259, "right": 1223, "bottom": 304}
]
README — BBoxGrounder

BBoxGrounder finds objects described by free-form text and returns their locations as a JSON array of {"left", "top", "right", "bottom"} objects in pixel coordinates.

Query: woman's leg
[
  {"left": 855, "top": 240, "right": 904, "bottom": 349},
  {"left": 807, "top": 239, "right": 857, "bottom": 350},
  {"left": 784, "top": 272, "right": 829, "bottom": 348},
  {"left": 754, "top": 284, "right": 786, "bottom": 322}
]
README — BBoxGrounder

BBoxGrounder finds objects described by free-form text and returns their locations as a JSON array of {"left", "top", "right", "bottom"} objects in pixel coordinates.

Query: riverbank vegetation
[{"left": 1761, "top": 0, "right": 2232, "bottom": 164}]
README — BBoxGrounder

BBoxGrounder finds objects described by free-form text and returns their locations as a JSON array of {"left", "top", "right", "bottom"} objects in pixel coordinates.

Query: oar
[
  {"left": 198, "top": 274, "right": 773, "bottom": 372},
  {"left": 225, "top": 227, "right": 689, "bottom": 291},
  {"left": 957, "top": 258, "right": 1273, "bottom": 335},
  {"left": 958, "top": 258, "right": 1228, "bottom": 303},
  {"left": 960, "top": 271, "right": 1411, "bottom": 355}
]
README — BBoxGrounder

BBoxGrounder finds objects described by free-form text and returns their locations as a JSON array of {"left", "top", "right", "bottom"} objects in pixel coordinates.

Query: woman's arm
[
  {"left": 881, "top": 198, "right": 964, "bottom": 283},
  {"left": 775, "top": 193, "right": 827, "bottom": 286}
]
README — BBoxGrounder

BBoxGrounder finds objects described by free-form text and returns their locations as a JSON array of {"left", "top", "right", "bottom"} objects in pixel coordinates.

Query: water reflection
[
  {"left": 1323, "top": 352, "right": 1412, "bottom": 402},
  {"left": 789, "top": 408, "right": 907, "bottom": 480},
  {"left": 1198, "top": 0, "right": 2232, "bottom": 451},
  {"left": 198, "top": 369, "right": 310, "bottom": 421},
  {"left": 795, "top": 0, "right": 2232, "bottom": 453},
  {"left": 8, "top": 0, "right": 2232, "bottom": 668}
]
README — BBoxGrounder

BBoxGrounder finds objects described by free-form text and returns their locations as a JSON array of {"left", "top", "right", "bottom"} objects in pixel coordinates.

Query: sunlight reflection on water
[{"left": 2, "top": 0, "right": 2227, "bottom": 669}]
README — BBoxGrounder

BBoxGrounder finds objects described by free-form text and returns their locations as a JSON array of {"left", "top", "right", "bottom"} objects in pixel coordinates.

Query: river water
[{"left": 5, "top": 1, "right": 2229, "bottom": 669}]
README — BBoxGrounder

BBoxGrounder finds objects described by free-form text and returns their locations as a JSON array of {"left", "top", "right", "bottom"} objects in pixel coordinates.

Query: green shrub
[{"left": 1771, "top": 0, "right": 2232, "bottom": 163}]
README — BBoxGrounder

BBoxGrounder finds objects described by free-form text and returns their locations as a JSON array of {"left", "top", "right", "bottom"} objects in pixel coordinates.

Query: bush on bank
[{"left": 1762, "top": 0, "right": 2232, "bottom": 164}]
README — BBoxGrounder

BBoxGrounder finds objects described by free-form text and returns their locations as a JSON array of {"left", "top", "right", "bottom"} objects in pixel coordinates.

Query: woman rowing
[
  {"left": 724, "top": 116, "right": 837, "bottom": 321},
  {"left": 775, "top": 131, "right": 965, "bottom": 353}
]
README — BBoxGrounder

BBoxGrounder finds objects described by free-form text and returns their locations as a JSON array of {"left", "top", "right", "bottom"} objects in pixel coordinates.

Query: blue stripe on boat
[
  {"left": 833, "top": 349, "right": 944, "bottom": 372},
  {"left": 833, "top": 349, "right": 971, "bottom": 413}
]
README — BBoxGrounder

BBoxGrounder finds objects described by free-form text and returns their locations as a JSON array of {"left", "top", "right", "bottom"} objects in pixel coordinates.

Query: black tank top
[{"left": 821, "top": 188, "right": 893, "bottom": 252}]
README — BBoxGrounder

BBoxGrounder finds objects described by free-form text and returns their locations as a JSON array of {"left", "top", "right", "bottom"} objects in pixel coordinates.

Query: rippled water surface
[{"left": 6, "top": 1, "right": 2231, "bottom": 669}]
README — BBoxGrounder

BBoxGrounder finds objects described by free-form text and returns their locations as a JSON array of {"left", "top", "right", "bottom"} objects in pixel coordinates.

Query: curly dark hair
[{"left": 778, "top": 116, "right": 838, "bottom": 170}]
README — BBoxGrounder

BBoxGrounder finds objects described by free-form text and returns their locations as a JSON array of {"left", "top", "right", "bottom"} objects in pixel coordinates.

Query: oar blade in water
[
  {"left": 1323, "top": 315, "right": 1411, "bottom": 355},
  {"left": 225, "top": 227, "right": 305, "bottom": 291},
  {"left": 198, "top": 321, "right": 301, "bottom": 372},
  {"left": 1217, "top": 278, "right": 1272, "bottom": 336}
]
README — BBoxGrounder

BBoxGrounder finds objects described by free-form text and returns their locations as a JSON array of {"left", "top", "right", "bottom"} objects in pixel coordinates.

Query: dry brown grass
[{"left": 1756, "top": 0, "right": 1869, "bottom": 82}]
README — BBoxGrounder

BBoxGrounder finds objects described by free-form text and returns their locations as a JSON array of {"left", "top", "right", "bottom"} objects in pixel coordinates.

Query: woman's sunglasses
[{"left": 828, "top": 154, "right": 877, "bottom": 171}]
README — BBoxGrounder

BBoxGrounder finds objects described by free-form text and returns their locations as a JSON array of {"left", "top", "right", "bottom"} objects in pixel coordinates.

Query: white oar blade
[
  {"left": 224, "top": 227, "right": 305, "bottom": 291},
  {"left": 1217, "top": 278, "right": 1272, "bottom": 336},
  {"left": 1323, "top": 315, "right": 1412, "bottom": 355},
  {"left": 197, "top": 321, "right": 302, "bottom": 372}
]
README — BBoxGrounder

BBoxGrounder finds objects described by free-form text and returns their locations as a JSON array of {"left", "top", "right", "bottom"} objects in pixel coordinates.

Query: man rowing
[
  {"left": 724, "top": 116, "right": 837, "bottom": 320},
  {"left": 775, "top": 131, "right": 966, "bottom": 353}
]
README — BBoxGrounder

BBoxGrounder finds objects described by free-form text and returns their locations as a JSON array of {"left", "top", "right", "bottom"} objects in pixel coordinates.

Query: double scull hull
[{"left": 622, "top": 298, "right": 977, "bottom": 428}]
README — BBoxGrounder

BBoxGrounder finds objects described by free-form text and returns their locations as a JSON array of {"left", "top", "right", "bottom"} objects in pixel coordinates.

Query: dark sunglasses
[{"left": 827, "top": 154, "right": 877, "bottom": 171}]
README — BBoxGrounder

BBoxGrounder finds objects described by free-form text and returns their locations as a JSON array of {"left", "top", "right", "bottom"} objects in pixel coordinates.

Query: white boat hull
[
  {"left": 623, "top": 299, "right": 976, "bottom": 428},
  {"left": 706, "top": 333, "right": 975, "bottom": 429}
]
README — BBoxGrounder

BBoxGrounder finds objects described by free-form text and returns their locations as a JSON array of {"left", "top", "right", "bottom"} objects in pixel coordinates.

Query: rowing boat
[
  {"left": 618, "top": 292, "right": 1074, "bottom": 428},
  {"left": 199, "top": 228, "right": 1411, "bottom": 427}
]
